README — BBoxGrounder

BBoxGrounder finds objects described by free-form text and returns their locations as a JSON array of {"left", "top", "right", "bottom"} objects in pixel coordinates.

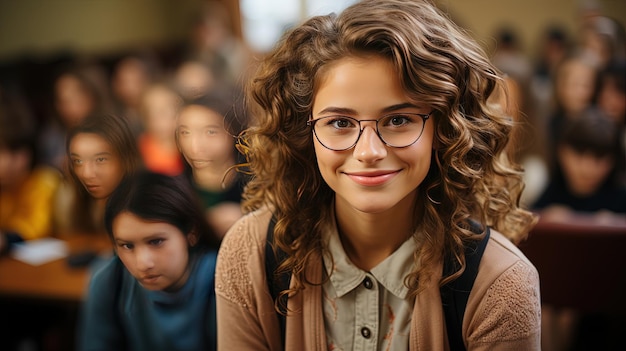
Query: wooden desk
[
  {"left": 0, "top": 233, "right": 112, "bottom": 302},
  {"left": 519, "top": 217, "right": 626, "bottom": 313}
]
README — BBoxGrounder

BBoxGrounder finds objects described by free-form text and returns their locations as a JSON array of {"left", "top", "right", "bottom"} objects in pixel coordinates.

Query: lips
[
  {"left": 140, "top": 275, "right": 161, "bottom": 285},
  {"left": 346, "top": 170, "right": 400, "bottom": 186},
  {"left": 84, "top": 184, "right": 100, "bottom": 192}
]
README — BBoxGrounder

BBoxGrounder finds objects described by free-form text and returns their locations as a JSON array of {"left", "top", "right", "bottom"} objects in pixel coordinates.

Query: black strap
[
  {"left": 440, "top": 223, "right": 491, "bottom": 351},
  {"left": 265, "top": 217, "right": 490, "bottom": 351},
  {"left": 264, "top": 216, "right": 289, "bottom": 348}
]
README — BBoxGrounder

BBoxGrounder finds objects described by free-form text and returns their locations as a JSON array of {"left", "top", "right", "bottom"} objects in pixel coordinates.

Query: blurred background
[{"left": 0, "top": 1, "right": 625, "bottom": 351}]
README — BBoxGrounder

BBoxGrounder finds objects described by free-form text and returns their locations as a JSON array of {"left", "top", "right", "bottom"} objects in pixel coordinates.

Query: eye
[
  {"left": 149, "top": 238, "right": 164, "bottom": 246},
  {"left": 118, "top": 243, "right": 133, "bottom": 250},
  {"left": 72, "top": 158, "right": 82, "bottom": 165},
  {"left": 95, "top": 157, "right": 107, "bottom": 163},
  {"left": 179, "top": 129, "right": 190, "bottom": 136},
  {"left": 323, "top": 116, "right": 358, "bottom": 129},
  {"left": 386, "top": 114, "right": 412, "bottom": 127}
]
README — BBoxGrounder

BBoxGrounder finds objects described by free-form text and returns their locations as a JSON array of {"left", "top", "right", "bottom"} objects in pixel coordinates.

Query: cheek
[{"left": 314, "top": 143, "right": 340, "bottom": 181}]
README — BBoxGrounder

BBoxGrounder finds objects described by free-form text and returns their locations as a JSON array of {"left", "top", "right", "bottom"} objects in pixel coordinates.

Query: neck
[
  {"left": 334, "top": 199, "right": 416, "bottom": 271},
  {"left": 193, "top": 164, "right": 235, "bottom": 191}
]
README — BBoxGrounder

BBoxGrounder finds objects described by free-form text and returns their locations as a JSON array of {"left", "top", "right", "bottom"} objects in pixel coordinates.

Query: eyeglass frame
[{"left": 306, "top": 111, "right": 433, "bottom": 151}]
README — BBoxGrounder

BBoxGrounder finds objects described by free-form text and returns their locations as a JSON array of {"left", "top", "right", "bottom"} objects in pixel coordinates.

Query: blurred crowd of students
[
  {"left": 0, "top": 1, "right": 252, "bottom": 349},
  {"left": 1, "top": 0, "right": 252, "bottom": 246},
  {"left": 490, "top": 2, "right": 626, "bottom": 350},
  {"left": 490, "top": 2, "right": 626, "bottom": 224}
]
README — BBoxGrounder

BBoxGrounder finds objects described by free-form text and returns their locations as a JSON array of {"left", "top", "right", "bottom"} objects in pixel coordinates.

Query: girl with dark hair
[
  {"left": 78, "top": 171, "right": 220, "bottom": 351},
  {"left": 215, "top": 0, "right": 540, "bottom": 350},
  {"left": 54, "top": 113, "right": 142, "bottom": 234}
]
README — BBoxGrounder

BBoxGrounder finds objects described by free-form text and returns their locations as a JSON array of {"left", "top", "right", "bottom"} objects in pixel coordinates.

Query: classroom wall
[
  {"left": 0, "top": 0, "right": 624, "bottom": 63},
  {"left": 435, "top": 0, "right": 626, "bottom": 58},
  {"left": 0, "top": 0, "right": 204, "bottom": 62}
]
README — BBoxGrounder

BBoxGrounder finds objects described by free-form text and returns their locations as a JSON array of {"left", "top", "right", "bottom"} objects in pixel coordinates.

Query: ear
[{"left": 187, "top": 230, "right": 199, "bottom": 247}]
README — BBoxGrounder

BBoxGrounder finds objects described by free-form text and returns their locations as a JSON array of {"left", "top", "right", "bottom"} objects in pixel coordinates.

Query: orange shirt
[{"left": 138, "top": 134, "right": 183, "bottom": 176}]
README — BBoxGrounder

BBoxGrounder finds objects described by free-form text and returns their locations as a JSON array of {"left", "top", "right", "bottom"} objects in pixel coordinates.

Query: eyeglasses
[{"left": 307, "top": 112, "right": 432, "bottom": 151}]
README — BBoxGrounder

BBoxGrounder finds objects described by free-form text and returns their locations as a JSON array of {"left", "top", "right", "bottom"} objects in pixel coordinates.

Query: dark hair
[
  {"left": 104, "top": 171, "right": 220, "bottom": 250},
  {"left": 0, "top": 91, "right": 37, "bottom": 168},
  {"left": 557, "top": 107, "right": 625, "bottom": 186}
]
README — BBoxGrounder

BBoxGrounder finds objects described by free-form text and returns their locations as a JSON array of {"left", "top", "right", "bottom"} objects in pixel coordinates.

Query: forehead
[
  {"left": 178, "top": 105, "right": 223, "bottom": 126},
  {"left": 112, "top": 211, "right": 183, "bottom": 241},
  {"left": 69, "top": 132, "right": 114, "bottom": 155},
  {"left": 313, "top": 56, "right": 409, "bottom": 114}
]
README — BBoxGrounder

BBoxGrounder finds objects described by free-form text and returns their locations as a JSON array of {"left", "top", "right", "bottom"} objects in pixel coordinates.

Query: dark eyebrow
[
  {"left": 316, "top": 107, "right": 358, "bottom": 116},
  {"left": 70, "top": 152, "right": 113, "bottom": 157},
  {"left": 381, "top": 103, "right": 422, "bottom": 113},
  {"left": 316, "top": 103, "right": 421, "bottom": 116}
]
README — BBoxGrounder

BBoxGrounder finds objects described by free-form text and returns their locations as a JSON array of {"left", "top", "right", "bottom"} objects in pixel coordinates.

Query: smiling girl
[
  {"left": 215, "top": 0, "right": 540, "bottom": 350},
  {"left": 78, "top": 171, "right": 220, "bottom": 351}
]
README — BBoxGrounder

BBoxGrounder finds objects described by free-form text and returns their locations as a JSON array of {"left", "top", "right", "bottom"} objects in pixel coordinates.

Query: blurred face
[
  {"left": 69, "top": 133, "right": 125, "bottom": 199},
  {"left": 177, "top": 105, "right": 235, "bottom": 171},
  {"left": 559, "top": 145, "right": 614, "bottom": 196},
  {"left": 142, "top": 86, "right": 180, "bottom": 140},
  {"left": 598, "top": 79, "right": 626, "bottom": 123},
  {"left": 557, "top": 60, "right": 596, "bottom": 115},
  {"left": 112, "top": 58, "right": 149, "bottom": 108},
  {"left": 113, "top": 211, "right": 192, "bottom": 292},
  {"left": 311, "top": 56, "right": 435, "bottom": 214},
  {"left": 55, "top": 74, "right": 95, "bottom": 127},
  {"left": 0, "top": 147, "right": 29, "bottom": 188}
]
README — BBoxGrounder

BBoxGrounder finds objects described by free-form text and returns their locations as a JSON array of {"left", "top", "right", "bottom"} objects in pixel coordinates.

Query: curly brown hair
[{"left": 239, "top": 0, "right": 536, "bottom": 298}]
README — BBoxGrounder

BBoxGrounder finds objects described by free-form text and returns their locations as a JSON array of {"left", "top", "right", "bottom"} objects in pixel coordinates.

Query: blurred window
[{"left": 240, "top": 0, "right": 358, "bottom": 52}]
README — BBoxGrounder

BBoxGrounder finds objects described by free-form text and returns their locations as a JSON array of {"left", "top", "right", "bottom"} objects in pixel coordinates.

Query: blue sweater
[{"left": 77, "top": 250, "right": 217, "bottom": 351}]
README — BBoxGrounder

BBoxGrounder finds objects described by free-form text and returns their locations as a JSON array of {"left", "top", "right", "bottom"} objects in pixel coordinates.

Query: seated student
[
  {"left": 532, "top": 106, "right": 626, "bottom": 221},
  {"left": 531, "top": 108, "right": 625, "bottom": 351},
  {"left": 77, "top": 171, "right": 221, "bottom": 351},
  {"left": 0, "top": 91, "right": 62, "bottom": 253},
  {"left": 176, "top": 93, "right": 248, "bottom": 238},
  {"left": 54, "top": 113, "right": 142, "bottom": 234},
  {"left": 137, "top": 81, "right": 184, "bottom": 176}
]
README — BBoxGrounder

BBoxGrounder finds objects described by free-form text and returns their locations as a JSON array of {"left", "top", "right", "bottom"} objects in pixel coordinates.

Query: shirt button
[
  {"left": 363, "top": 277, "right": 373, "bottom": 289},
  {"left": 360, "top": 327, "right": 372, "bottom": 339}
]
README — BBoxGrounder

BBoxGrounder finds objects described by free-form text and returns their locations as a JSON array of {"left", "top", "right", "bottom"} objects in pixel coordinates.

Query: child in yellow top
[{"left": 0, "top": 92, "right": 61, "bottom": 253}]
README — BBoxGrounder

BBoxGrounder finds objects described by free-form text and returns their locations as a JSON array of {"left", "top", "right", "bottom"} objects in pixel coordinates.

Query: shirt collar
[{"left": 322, "top": 212, "right": 418, "bottom": 299}]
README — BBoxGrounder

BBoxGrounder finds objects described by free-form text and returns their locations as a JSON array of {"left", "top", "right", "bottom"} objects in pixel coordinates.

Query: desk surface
[{"left": 0, "top": 234, "right": 112, "bottom": 302}]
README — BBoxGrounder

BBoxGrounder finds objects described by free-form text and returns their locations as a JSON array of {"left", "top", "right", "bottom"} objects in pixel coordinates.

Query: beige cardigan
[{"left": 215, "top": 207, "right": 541, "bottom": 350}]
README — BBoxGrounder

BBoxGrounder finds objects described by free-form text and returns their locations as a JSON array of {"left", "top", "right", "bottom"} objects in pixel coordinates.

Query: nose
[
  {"left": 189, "top": 134, "right": 203, "bottom": 155},
  {"left": 78, "top": 160, "right": 97, "bottom": 180},
  {"left": 353, "top": 123, "right": 386, "bottom": 163},
  {"left": 135, "top": 246, "right": 155, "bottom": 272}
]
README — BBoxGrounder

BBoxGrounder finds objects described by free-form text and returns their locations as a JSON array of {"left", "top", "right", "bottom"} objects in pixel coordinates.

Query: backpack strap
[
  {"left": 264, "top": 215, "right": 290, "bottom": 348},
  {"left": 440, "top": 222, "right": 491, "bottom": 351}
]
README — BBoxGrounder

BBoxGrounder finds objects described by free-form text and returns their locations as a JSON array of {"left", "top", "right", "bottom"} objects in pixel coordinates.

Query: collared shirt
[{"left": 322, "top": 220, "right": 418, "bottom": 351}]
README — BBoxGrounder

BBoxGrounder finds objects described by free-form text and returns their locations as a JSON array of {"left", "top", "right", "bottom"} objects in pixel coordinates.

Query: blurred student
[
  {"left": 110, "top": 53, "right": 161, "bottom": 135},
  {"left": 137, "top": 82, "right": 184, "bottom": 176},
  {"left": 532, "top": 107, "right": 626, "bottom": 222},
  {"left": 77, "top": 171, "right": 220, "bottom": 351},
  {"left": 176, "top": 94, "right": 248, "bottom": 238},
  {"left": 0, "top": 91, "right": 61, "bottom": 253},
  {"left": 547, "top": 54, "right": 598, "bottom": 146},
  {"left": 54, "top": 113, "right": 142, "bottom": 234},
  {"left": 39, "top": 62, "right": 112, "bottom": 171}
]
